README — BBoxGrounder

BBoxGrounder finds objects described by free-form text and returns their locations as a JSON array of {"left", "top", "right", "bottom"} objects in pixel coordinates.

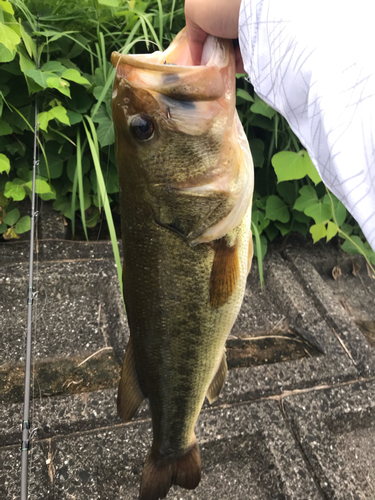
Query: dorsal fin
[{"left": 117, "top": 337, "right": 145, "bottom": 422}]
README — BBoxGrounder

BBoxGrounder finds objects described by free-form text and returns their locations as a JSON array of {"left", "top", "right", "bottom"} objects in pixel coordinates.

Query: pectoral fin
[
  {"left": 117, "top": 337, "right": 145, "bottom": 422},
  {"left": 206, "top": 351, "right": 228, "bottom": 404},
  {"left": 209, "top": 237, "right": 239, "bottom": 308}
]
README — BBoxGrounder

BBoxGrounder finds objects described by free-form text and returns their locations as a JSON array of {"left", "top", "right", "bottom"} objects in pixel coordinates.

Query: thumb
[{"left": 186, "top": 23, "right": 208, "bottom": 65}]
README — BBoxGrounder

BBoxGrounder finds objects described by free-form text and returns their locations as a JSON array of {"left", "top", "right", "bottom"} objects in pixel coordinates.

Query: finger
[
  {"left": 186, "top": 23, "right": 208, "bottom": 65},
  {"left": 234, "top": 45, "right": 245, "bottom": 74}
]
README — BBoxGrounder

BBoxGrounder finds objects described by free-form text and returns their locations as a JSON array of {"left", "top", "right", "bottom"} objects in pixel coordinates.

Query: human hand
[{"left": 185, "top": 0, "right": 244, "bottom": 72}]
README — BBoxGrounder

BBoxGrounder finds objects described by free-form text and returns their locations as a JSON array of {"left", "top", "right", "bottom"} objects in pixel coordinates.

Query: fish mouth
[{"left": 111, "top": 29, "right": 232, "bottom": 102}]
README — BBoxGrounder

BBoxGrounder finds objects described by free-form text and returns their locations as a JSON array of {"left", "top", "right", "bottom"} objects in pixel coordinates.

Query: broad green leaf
[
  {"left": 310, "top": 223, "right": 327, "bottom": 243},
  {"left": 326, "top": 221, "right": 338, "bottom": 242},
  {"left": 96, "top": 121, "right": 115, "bottom": 147},
  {"left": 20, "top": 24, "right": 35, "bottom": 59},
  {"left": 265, "top": 195, "right": 290, "bottom": 223},
  {"left": 293, "top": 185, "right": 319, "bottom": 212},
  {"left": 24, "top": 69, "right": 56, "bottom": 88},
  {"left": 0, "top": 152, "right": 10, "bottom": 173},
  {"left": 304, "top": 153, "right": 321, "bottom": 184},
  {"left": 3, "top": 207, "right": 20, "bottom": 225},
  {"left": 0, "top": 0, "right": 14, "bottom": 15},
  {"left": 50, "top": 105, "right": 70, "bottom": 126},
  {"left": 251, "top": 209, "right": 269, "bottom": 233},
  {"left": 4, "top": 181, "right": 25, "bottom": 201},
  {"left": 39, "top": 152, "right": 64, "bottom": 179},
  {"left": 38, "top": 111, "right": 51, "bottom": 132},
  {"left": 277, "top": 182, "right": 296, "bottom": 206},
  {"left": 264, "top": 223, "right": 279, "bottom": 242},
  {"left": 47, "top": 77, "right": 71, "bottom": 98},
  {"left": 272, "top": 150, "right": 318, "bottom": 183},
  {"left": 66, "top": 110, "right": 82, "bottom": 125},
  {"left": 304, "top": 202, "right": 331, "bottom": 224},
  {"left": 61, "top": 68, "right": 90, "bottom": 85},
  {"left": 91, "top": 104, "right": 110, "bottom": 124},
  {"left": 236, "top": 88, "right": 254, "bottom": 102},
  {"left": 25, "top": 179, "right": 52, "bottom": 194},
  {"left": 340, "top": 222, "right": 354, "bottom": 236},
  {"left": 0, "top": 42, "right": 15, "bottom": 62},
  {"left": 18, "top": 46, "right": 35, "bottom": 72},
  {"left": 41, "top": 61, "right": 66, "bottom": 74},
  {"left": 0, "top": 22, "right": 21, "bottom": 53},
  {"left": 323, "top": 193, "right": 347, "bottom": 227},
  {"left": 250, "top": 94, "right": 276, "bottom": 119},
  {"left": 15, "top": 215, "right": 30, "bottom": 233},
  {"left": 0, "top": 222, "right": 6, "bottom": 234},
  {"left": 341, "top": 236, "right": 367, "bottom": 256},
  {"left": 249, "top": 138, "right": 264, "bottom": 168}
]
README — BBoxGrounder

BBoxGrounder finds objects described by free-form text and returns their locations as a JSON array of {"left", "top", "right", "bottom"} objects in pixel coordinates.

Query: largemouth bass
[{"left": 111, "top": 28, "right": 254, "bottom": 500}]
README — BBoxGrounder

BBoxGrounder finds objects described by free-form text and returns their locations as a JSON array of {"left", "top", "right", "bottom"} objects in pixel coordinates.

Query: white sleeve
[{"left": 239, "top": 0, "right": 375, "bottom": 250}]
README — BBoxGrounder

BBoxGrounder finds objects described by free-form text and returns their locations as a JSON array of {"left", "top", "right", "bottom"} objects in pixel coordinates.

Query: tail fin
[{"left": 139, "top": 441, "right": 201, "bottom": 500}]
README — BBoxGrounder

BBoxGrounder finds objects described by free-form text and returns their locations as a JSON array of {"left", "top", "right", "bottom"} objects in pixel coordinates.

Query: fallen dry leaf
[
  {"left": 352, "top": 261, "right": 361, "bottom": 276},
  {"left": 332, "top": 265, "right": 342, "bottom": 280}
]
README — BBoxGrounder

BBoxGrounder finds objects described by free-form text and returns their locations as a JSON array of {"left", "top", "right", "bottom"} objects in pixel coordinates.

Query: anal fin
[
  {"left": 117, "top": 337, "right": 145, "bottom": 422},
  {"left": 206, "top": 351, "right": 228, "bottom": 404}
]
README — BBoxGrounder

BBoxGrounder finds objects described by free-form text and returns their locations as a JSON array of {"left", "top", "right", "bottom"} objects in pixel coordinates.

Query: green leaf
[
  {"left": 14, "top": 215, "right": 30, "bottom": 233},
  {"left": 0, "top": 43, "right": 15, "bottom": 63},
  {"left": 251, "top": 209, "right": 269, "bottom": 233},
  {"left": 4, "top": 181, "right": 25, "bottom": 201},
  {"left": 0, "top": 22, "right": 21, "bottom": 54},
  {"left": 20, "top": 24, "right": 36, "bottom": 59},
  {"left": 341, "top": 236, "right": 367, "bottom": 256},
  {"left": 39, "top": 152, "right": 64, "bottom": 179},
  {"left": 0, "top": 222, "right": 6, "bottom": 234},
  {"left": 24, "top": 69, "right": 56, "bottom": 89},
  {"left": 249, "top": 138, "right": 264, "bottom": 168},
  {"left": 277, "top": 182, "right": 296, "bottom": 206},
  {"left": 61, "top": 68, "right": 90, "bottom": 85},
  {"left": 50, "top": 105, "right": 70, "bottom": 126},
  {"left": 293, "top": 185, "right": 319, "bottom": 212},
  {"left": 272, "top": 150, "right": 319, "bottom": 183},
  {"left": 304, "top": 153, "right": 321, "bottom": 185},
  {"left": 0, "top": 0, "right": 15, "bottom": 15},
  {"left": 66, "top": 110, "right": 82, "bottom": 125},
  {"left": 47, "top": 77, "right": 71, "bottom": 98},
  {"left": 326, "top": 221, "right": 338, "bottom": 242},
  {"left": 236, "top": 88, "right": 254, "bottom": 102},
  {"left": 323, "top": 193, "right": 347, "bottom": 227},
  {"left": 25, "top": 179, "right": 52, "bottom": 194},
  {"left": 250, "top": 94, "right": 276, "bottom": 119},
  {"left": 265, "top": 195, "right": 290, "bottom": 223},
  {"left": 3, "top": 207, "right": 20, "bottom": 225},
  {"left": 41, "top": 61, "right": 67, "bottom": 74},
  {"left": 304, "top": 202, "right": 331, "bottom": 224},
  {"left": 0, "top": 152, "right": 10, "bottom": 173},
  {"left": 96, "top": 121, "right": 115, "bottom": 147},
  {"left": 310, "top": 223, "right": 327, "bottom": 243}
]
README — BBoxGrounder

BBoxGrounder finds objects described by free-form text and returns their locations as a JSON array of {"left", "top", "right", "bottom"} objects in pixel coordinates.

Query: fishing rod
[{"left": 20, "top": 19, "right": 40, "bottom": 500}]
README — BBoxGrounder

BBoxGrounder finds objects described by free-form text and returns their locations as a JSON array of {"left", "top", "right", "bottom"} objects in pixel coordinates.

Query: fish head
[{"left": 112, "top": 29, "right": 253, "bottom": 243}]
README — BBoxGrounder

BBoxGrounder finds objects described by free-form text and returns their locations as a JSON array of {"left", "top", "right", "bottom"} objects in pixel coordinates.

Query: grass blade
[
  {"left": 251, "top": 220, "right": 264, "bottom": 287},
  {"left": 83, "top": 116, "right": 123, "bottom": 296}
]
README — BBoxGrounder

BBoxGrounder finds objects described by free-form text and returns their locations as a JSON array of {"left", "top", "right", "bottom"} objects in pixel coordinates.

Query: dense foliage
[{"left": 0, "top": 0, "right": 374, "bottom": 277}]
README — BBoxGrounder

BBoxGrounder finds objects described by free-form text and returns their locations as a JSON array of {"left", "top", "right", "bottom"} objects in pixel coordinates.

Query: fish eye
[{"left": 130, "top": 115, "right": 155, "bottom": 141}]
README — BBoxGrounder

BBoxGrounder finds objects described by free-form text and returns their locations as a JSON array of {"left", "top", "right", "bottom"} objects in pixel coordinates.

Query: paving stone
[
  {"left": 47, "top": 400, "right": 322, "bottom": 500},
  {"left": 284, "top": 247, "right": 375, "bottom": 375},
  {"left": 0, "top": 259, "right": 127, "bottom": 365},
  {"left": 0, "top": 440, "right": 52, "bottom": 500},
  {"left": 283, "top": 379, "right": 375, "bottom": 500}
]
